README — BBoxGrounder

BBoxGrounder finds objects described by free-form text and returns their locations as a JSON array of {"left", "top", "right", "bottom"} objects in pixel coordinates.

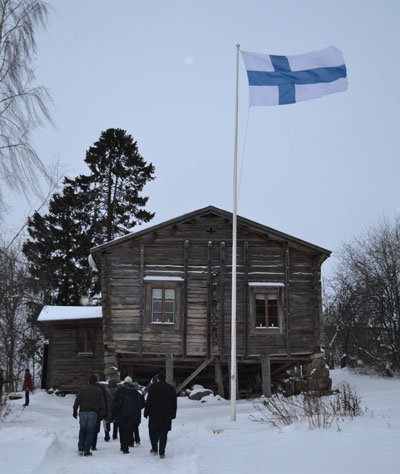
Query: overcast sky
[{"left": 4, "top": 0, "right": 400, "bottom": 277}]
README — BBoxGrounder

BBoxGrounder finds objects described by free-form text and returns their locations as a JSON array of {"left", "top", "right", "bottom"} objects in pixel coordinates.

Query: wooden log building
[
  {"left": 84, "top": 205, "right": 330, "bottom": 397},
  {"left": 37, "top": 306, "right": 104, "bottom": 392}
]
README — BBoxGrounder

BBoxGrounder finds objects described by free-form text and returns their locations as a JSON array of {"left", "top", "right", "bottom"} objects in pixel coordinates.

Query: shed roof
[
  {"left": 90, "top": 205, "right": 331, "bottom": 258},
  {"left": 37, "top": 305, "right": 102, "bottom": 322}
]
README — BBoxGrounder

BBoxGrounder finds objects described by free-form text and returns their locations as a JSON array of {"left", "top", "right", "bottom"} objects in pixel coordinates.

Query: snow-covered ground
[{"left": 0, "top": 369, "right": 398, "bottom": 474}]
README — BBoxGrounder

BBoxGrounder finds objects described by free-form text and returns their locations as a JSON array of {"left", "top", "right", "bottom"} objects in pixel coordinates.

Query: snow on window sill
[
  {"left": 151, "top": 322, "right": 175, "bottom": 325},
  {"left": 254, "top": 326, "right": 280, "bottom": 330}
]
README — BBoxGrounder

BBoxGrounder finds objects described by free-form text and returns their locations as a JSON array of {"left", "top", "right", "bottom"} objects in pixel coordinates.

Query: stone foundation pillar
[
  {"left": 103, "top": 350, "right": 120, "bottom": 381},
  {"left": 303, "top": 352, "right": 332, "bottom": 392}
]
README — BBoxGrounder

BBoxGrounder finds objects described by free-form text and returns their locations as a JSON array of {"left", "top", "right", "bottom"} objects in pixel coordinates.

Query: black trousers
[
  {"left": 149, "top": 426, "right": 168, "bottom": 455},
  {"left": 133, "top": 424, "right": 141, "bottom": 443},
  {"left": 91, "top": 416, "right": 101, "bottom": 448},
  {"left": 119, "top": 416, "right": 135, "bottom": 452},
  {"left": 25, "top": 390, "right": 30, "bottom": 406},
  {"left": 113, "top": 421, "right": 118, "bottom": 439}
]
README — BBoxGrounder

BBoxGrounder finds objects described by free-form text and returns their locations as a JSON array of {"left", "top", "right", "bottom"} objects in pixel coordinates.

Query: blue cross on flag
[{"left": 241, "top": 46, "right": 347, "bottom": 106}]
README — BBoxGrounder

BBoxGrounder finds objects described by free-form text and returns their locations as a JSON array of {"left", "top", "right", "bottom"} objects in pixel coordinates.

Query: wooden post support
[
  {"left": 175, "top": 358, "right": 213, "bottom": 393},
  {"left": 243, "top": 241, "right": 249, "bottom": 357},
  {"left": 220, "top": 242, "right": 225, "bottom": 360},
  {"left": 207, "top": 241, "right": 212, "bottom": 359},
  {"left": 139, "top": 245, "right": 144, "bottom": 355},
  {"left": 261, "top": 354, "right": 272, "bottom": 397},
  {"left": 183, "top": 240, "right": 189, "bottom": 358},
  {"left": 284, "top": 243, "right": 291, "bottom": 356},
  {"left": 214, "top": 356, "right": 225, "bottom": 398},
  {"left": 166, "top": 353, "right": 174, "bottom": 386}
]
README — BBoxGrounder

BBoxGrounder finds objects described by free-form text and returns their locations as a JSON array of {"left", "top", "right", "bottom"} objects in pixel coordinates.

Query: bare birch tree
[
  {"left": 324, "top": 216, "right": 400, "bottom": 374},
  {"left": 0, "top": 0, "right": 52, "bottom": 202},
  {"left": 0, "top": 243, "right": 42, "bottom": 391}
]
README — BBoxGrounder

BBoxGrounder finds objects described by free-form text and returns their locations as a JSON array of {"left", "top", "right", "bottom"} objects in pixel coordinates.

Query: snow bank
[{"left": 0, "top": 369, "right": 398, "bottom": 473}]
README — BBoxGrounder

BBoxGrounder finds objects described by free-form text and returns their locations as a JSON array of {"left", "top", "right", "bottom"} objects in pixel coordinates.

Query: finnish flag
[{"left": 241, "top": 46, "right": 347, "bottom": 106}]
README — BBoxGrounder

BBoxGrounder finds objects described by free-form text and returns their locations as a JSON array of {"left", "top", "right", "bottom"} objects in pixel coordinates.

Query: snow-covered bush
[
  {"left": 250, "top": 382, "right": 364, "bottom": 429},
  {"left": 330, "top": 381, "right": 363, "bottom": 419}
]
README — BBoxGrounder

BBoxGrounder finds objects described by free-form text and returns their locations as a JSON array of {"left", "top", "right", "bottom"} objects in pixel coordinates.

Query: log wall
[
  {"left": 45, "top": 319, "right": 104, "bottom": 392},
  {"left": 100, "top": 214, "right": 324, "bottom": 361}
]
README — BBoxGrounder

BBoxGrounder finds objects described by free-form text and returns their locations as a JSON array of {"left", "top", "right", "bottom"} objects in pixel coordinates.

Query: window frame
[
  {"left": 254, "top": 292, "right": 280, "bottom": 329},
  {"left": 150, "top": 287, "right": 176, "bottom": 324},
  {"left": 249, "top": 283, "right": 285, "bottom": 333},
  {"left": 77, "top": 328, "right": 95, "bottom": 355},
  {"left": 144, "top": 277, "right": 183, "bottom": 329}
]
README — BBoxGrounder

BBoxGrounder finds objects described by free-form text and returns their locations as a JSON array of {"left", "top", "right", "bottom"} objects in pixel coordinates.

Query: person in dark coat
[
  {"left": 22, "top": 368, "right": 33, "bottom": 406},
  {"left": 101, "top": 380, "right": 115, "bottom": 442},
  {"left": 132, "top": 382, "right": 145, "bottom": 445},
  {"left": 112, "top": 376, "right": 142, "bottom": 454},
  {"left": 143, "top": 374, "right": 158, "bottom": 394},
  {"left": 144, "top": 372, "right": 177, "bottom": 459},
  {"left": 108, "top": 378, "right": 119, "bottom": 439},
  {"left": 91, "top": 378, "right": 113, "bottom": 450},
  {"left": 73, "top": 374, "right": 105, "bottom": 456}
]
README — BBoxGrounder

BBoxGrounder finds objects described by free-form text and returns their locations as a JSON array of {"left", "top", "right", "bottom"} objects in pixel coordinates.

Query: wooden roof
[{"left": 90, "top": 205, "right": 331, "bottom": 259}]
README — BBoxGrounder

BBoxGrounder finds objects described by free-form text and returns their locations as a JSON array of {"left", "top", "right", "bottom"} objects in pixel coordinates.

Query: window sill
[
  {"left": 151, "top": 322, "right": 175, "bottom": 325},
  {"left": 255, "top": 327, "right": 280, "bottom": 330},
  {"left": 77, "top": 352, "right": 94, "bottom": 356}
]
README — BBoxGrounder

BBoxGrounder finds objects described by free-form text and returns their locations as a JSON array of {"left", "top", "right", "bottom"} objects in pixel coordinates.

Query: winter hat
[
  {"left": 132, "top": 382, "right": 140, "bottom": 390},
  {"left": 157, "top": 372, "right": 166, "bottom": 382},
  {"left": 124, "top": 376, "right": 133, "bottom": 384},
  {"left": 88, "top": 374, "right": 98, "bottom": 383},
  {"left": 108, "top": 378, "right": 117, "bottom": 388}
]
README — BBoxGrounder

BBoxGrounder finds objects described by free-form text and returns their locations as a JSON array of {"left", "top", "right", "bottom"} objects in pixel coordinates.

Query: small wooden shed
[
  {"left": 90, "top": 205, "right": 331, "bottom": 396},
  {"left": 38, "top": 306, "right": 104, "bottom": 392}
]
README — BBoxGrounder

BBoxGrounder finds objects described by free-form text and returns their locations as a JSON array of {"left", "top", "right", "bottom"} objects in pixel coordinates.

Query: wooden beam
[
  {"left": 271, "top": 361, "right": 295, "bottom": 377},
  {"left": 284, "top": 243, "right": 291, "bottom": 356},
  {"left": 102, "top": 255, "right": 113, "bottom": 345},
  {"left": 207, "top": 241, "right": 212, "bottom": 359},
  {"left": 175, "top": 358, "right": 213, "bottom": 393},
  {"left": 138, "top": 245, "right": 144, "bottom": 356},
  {"left": 183, "top": 240, "right": 189, "bottom": 358},
  {"left": 243, "top": 240, "right": 249, "bottom": 357},
  {"left": 214, "top": 356, "right": 225, "bottom": 398},
  {"left": 220, "top": 242, "right": 225, "bottom": 360},
  {"left": 261, "top": 354, "right": 272, "bottom": 397},
  {"left": 166, "top": 353, "right": 174, "bottom": 386}
]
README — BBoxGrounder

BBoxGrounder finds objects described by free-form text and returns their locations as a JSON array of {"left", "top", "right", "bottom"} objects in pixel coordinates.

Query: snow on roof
[
  {"left": 37, "top": 305, "right": 102, "bottom": 322},
  {"left": 143, "top": 276, "right": 184, "bottom": 282}
]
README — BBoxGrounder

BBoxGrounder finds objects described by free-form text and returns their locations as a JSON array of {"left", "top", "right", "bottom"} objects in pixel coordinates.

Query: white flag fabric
[{"left": 241, "top": 46, "right": 347, "bottom": 106}]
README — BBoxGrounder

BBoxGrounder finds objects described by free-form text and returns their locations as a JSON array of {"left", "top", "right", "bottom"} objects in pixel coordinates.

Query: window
[
  {"left": 77, "top": 328, "right": 95, "bottom": 354},
  {"left": 249, "top": 282, "right": 284, "bottom": 330},
  {"left": 151, "top": 288, "right": 176, "bottom": 323},
  {"left": 255, "top": 293, "right": 280, "bottom": 328},
  {"left": 144, "top": 277, "right": 182, "bottom": 327}
]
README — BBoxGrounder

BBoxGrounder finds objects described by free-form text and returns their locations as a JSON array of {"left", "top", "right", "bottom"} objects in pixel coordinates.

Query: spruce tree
[
  {"left": 23, "top": 128, "right": 155, "bottom": 304},
  {"left": 23, "top": 179, "right": 95, "bottom": 304},
  {"left": 76, "top": 128, "right": 155, "bottom": 242}
]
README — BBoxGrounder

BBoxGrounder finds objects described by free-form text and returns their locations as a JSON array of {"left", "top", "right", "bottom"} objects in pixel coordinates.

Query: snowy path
[{"left": 0, "top": 369, "right": 399, "bottom": 473}]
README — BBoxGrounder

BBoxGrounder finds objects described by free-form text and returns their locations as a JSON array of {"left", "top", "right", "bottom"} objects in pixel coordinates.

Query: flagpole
[{"left": 231, "top": 43, "right": 240, "bottom": 422}]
